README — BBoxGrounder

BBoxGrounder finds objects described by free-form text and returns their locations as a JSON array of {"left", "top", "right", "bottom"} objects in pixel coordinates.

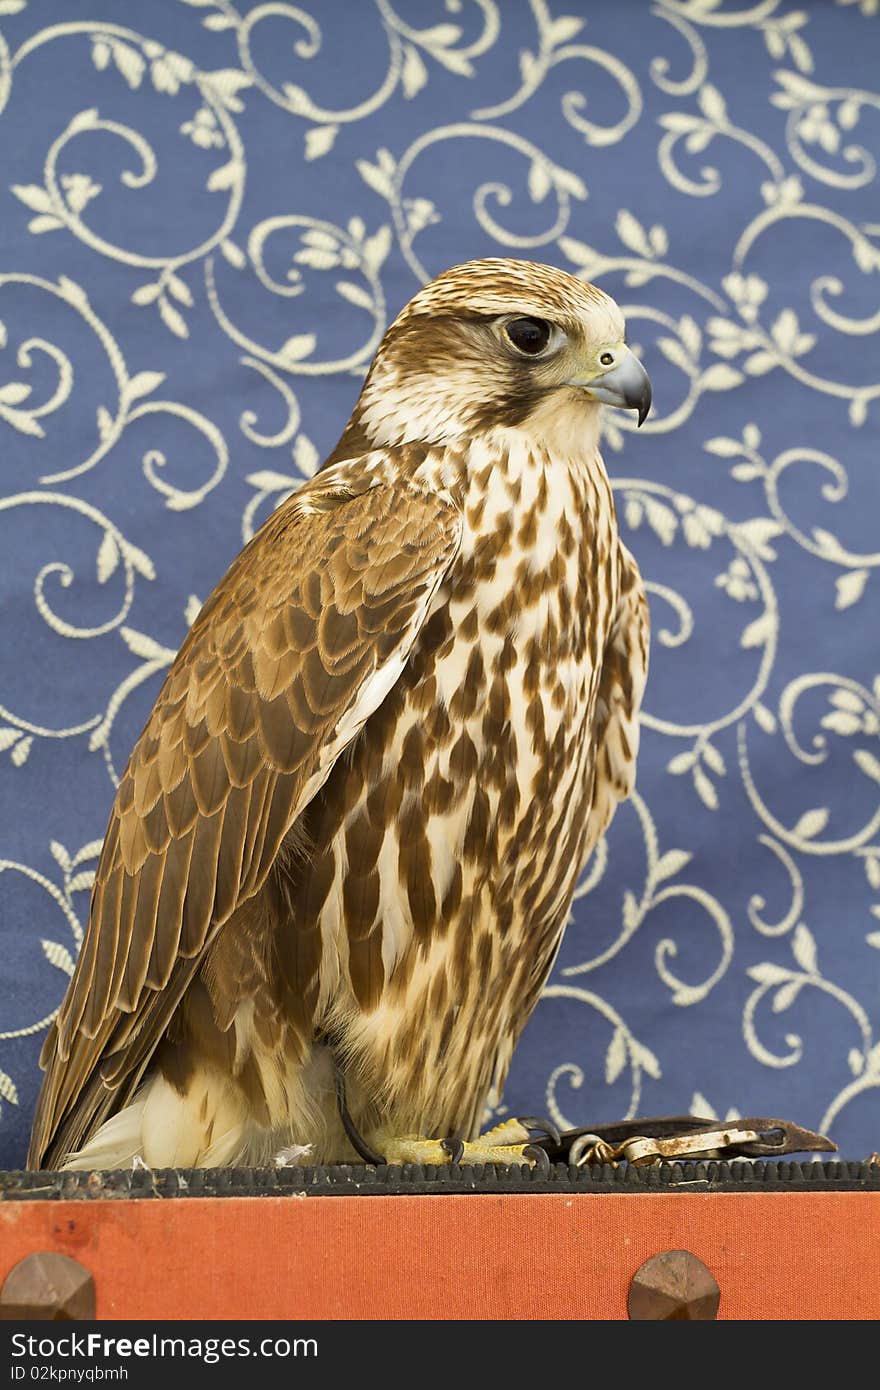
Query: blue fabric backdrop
[{"left": 0, "top": 0, "right": 878, "bottom": 1168}]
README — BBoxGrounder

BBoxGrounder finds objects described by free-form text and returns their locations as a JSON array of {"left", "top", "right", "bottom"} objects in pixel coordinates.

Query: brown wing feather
[{"left": 29, "top": 462, "right": 461, "bottom": 1168}]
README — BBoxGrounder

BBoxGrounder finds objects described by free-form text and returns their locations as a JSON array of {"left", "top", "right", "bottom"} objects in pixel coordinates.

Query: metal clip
[
  {"left": 619, "top": 1125, "right": 776, "bottom": 1166},
  {"left": 562, "top": 1116, "right": 836, "bottom": 1167}
]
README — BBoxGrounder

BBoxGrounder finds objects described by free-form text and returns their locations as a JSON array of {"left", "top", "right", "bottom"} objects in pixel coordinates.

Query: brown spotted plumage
[{"left": 29, "top": 259, "right": 651, "bottom": 1170}]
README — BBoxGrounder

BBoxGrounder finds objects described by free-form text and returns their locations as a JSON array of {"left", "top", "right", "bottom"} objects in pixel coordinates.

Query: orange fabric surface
[{"left": 1, "top": 1192, "right": 877, "bottom": 1320}]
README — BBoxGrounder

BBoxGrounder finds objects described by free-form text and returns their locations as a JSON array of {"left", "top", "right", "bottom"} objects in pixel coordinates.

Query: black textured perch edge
[{"left": 1, "top": 1160, "right": 877, "bottom": 1200}]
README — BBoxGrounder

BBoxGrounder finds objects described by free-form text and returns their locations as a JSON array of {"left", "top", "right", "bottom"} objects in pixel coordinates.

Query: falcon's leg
[
  {"left": 368, "top": 1119, "right": 554, "bottom": 1171},
  {"left": 333, "top": 1062, "right": 552, "bottom": 1168}
]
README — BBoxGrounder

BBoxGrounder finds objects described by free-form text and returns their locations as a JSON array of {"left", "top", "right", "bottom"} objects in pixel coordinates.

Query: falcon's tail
[{"left": 55, "top": 1068, "right": 249, "bottom": 1170}]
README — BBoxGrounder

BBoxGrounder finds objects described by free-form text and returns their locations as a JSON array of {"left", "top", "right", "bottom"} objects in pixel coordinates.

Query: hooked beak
[{"left": 567, "top": 346, "right": 652, "bottom": 427}]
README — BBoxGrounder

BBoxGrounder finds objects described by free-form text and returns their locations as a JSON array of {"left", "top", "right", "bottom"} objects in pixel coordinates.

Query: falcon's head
[{"left": 354, "top": 258, "right": 651, "bottom": 454}]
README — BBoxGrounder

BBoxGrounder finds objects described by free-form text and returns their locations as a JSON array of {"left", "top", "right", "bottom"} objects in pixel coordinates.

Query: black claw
[
  {"left": 523, "top": 1144, "right": 551, "bottom": 1177},
  {"left": 518, "top": 1115, "right": 562, "bottom": 1148},
  {"left": 441, "top": 1136, "right": 465, "bottom": 1165}
]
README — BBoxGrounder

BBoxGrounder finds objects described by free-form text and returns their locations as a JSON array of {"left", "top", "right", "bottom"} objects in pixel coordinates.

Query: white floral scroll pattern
[{"left": 0, "top": 0, "right": 877, "bottom": 1165}]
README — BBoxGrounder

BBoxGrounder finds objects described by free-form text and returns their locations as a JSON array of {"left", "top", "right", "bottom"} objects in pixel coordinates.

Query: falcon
[{"left": 28, "top": 258, "right": 651, "bottom": 1171}]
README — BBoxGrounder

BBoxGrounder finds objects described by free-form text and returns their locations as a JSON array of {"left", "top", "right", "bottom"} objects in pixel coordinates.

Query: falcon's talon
[
  {"left": 517, "top": 1116, "right": 562, "bottom": 1148},
  {"left": 522, "top": 1144, "right": 551, "bottom": 1176},
  {"left": 441, "top": 1136, "right": 465, "bottom": 1165}
]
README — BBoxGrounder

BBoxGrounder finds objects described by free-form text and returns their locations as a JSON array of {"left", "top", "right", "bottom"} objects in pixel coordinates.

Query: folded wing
[{"left": 29, "top": 462, "right": 461, "bottom": 1168}]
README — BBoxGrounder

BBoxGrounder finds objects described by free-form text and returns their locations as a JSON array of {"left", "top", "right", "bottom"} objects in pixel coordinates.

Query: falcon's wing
[
  {"left": 29, "top": 462, "right": 461, "bottom": 1168},
  {"left": 581, "top": 541, "right": 650, "bottom": 863}
]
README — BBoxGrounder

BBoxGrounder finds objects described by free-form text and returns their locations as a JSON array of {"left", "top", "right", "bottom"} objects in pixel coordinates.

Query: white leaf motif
[
  {"left": 793, "top": 808, "right": 829, "bottom": 840},
  {"left": 96, "top": 405, "right": 113, "bottom": 441},
  {"left": 772, "top": 980, "right": 802, "bottom": 1013},
  {"left": 615, "top": 210, "right": 652, "bottom": 259},
  {"left": 643, "top": 497, "right": 677, "bottom": 546},
  {"left": 528, "top": 161, "right": 551, "bottom": 203},
  {"left": 50, "top": 841, "right": 71, "bottom": 871},
  {"left": 549, "top": 16, "right": 584, "bottom": 44},
  {"left": 96, "top": 530, "right": 119, "bottom": 584},
  {"left": 854, "top": 749, "right": 880, "bottom": 785},
  {"left": 622, "top": 891, "right": 640, "bottom": 929},
  {"left": 66, "top": 108, "right": 99, "bottom": 137},
  {"left": 667, "top": 750, "right": 695, "bottom": 775},
  {"left": 158, "top": 298, "right": 188, "bottom": 339},
  {"left": 167, "top": 274, "right": 193, "bottom": 308},
  {"left": 605, "top": 1028, "right": 626, "bottom": 1085},
  {"left": 701, "top": 364, "right": 744, "bottom": 391},
  {"left": 124, "top": 371, "right": 165, "bottom": 404},
  {"left": 207, "top": 160, "right": 242, "bottom": 192},
  {"left": 294, "top": 435, "right": 319, "bottom": 476},
  {"left": 704, "top": 437, "right": 742, "bottom": 457},
  {"left": 120, "top": 627, "right": 174, "bottom": 662},
  {"left": 247, "top": 470, "right": 298, "bottom": 492},
  {"left": 792, "top": 923, "right": 818, "bottom": 973},
  {"left": 132, "top": 283, "right": 161, "bottom": 306},
  {"left": 336, "top": 281, "right": 373, "bottom": 311},
  {"left": 184, "top": 594, "right": 203, "bottom": 627},
  {"left": 747, "top": 962, "right": 793, "bottom": 985},
  {"left": 836, "top": 570, "right": 869, "bottom": 610},
  {"left": 821, "top": 710, "right": 860, "bottom": 737},
  {"left": 698, "top": 83, "right": 727, "bottom": 122},
  {"left": 737, "top": 517, "right": 783, "bottom": 559},
  {"left": 702, "top": 743, "right": 726, "bottom": 776},
  {"left": 42, "top": 940, "right": 75, "bottom": 976},
  {"left": 744, "top": 351, "right": 776, "bottom": 376},
  {"left": 741, "top": 613, "right": 774, "bottom": 649},
  {"left": 305, "top": 125, "right": 339, "bottom": 161},
  {"left": 120, "top": 541, "right": 155, "bottom": 580},
  {"left": 220, "top": 239, "right": 246, "bottom": 268},
  {"left": 693, "top": 765, "right": 718, "bottom": 810},
  {"left": 11, "top": 184, "right": 53, "bottom": 214},
  {"left": 771, "top": 309, "right": 798, "bottom": 352},
  {"left": 295, "top": 247, "right": 338, "bottom": 271},
  {"left": 658, "top": 337, "right": 692, "bottom": 373},
  {"left": 753, "top": 703, "right": 777, "bottom": 734},
  {"left": 0, "top": 382, "right": 31, "bottom": 405},
  {"left": 401, "top": 45, "right": 428, "bottom": 99},
  {"left": 278, "top": 334, "right": 316, "bottom": 363},
  {"left": 112, "top": 41, "right": 145, "bottom": 88},
  {"left": 11, "top": 736, "right": 32, "bottom": 765},
  {"left": 633, "top": 1043, "right": 661, "bottom": 1080},
  {"left": 362, "top": 226, "right": 391, "bottom": 274},
  {"left": 357, "top": 158, "right": 394, "bottom": 201},
  {"left": 654, "top": 849, "right": 692, "bottom": 882},
  {"left": 27, "top": 215, "right": 63, "bottom": 235}
]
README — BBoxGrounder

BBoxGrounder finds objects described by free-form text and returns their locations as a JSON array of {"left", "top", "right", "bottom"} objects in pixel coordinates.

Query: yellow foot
[{"left": 377, "top": 1118, "right": 556, "bottom": 1172}]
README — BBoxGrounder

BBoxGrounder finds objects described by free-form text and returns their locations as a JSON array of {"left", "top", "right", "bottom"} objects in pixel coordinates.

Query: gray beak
[
  {"left": 587, "top": 349, "right": 652, "bottom": 427},
  {"left": 570, "top": 347, "right": 653, "bottom": 427}
]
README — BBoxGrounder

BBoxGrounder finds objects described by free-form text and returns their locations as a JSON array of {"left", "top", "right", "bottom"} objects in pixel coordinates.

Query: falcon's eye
[{"left": 504, "top": 317, "right": 553, "bottom": 356}]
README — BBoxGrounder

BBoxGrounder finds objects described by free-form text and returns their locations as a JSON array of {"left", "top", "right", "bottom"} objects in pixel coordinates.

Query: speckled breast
[{"left": 288, "top": 436, "right": 620, "bottom": 1127}]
